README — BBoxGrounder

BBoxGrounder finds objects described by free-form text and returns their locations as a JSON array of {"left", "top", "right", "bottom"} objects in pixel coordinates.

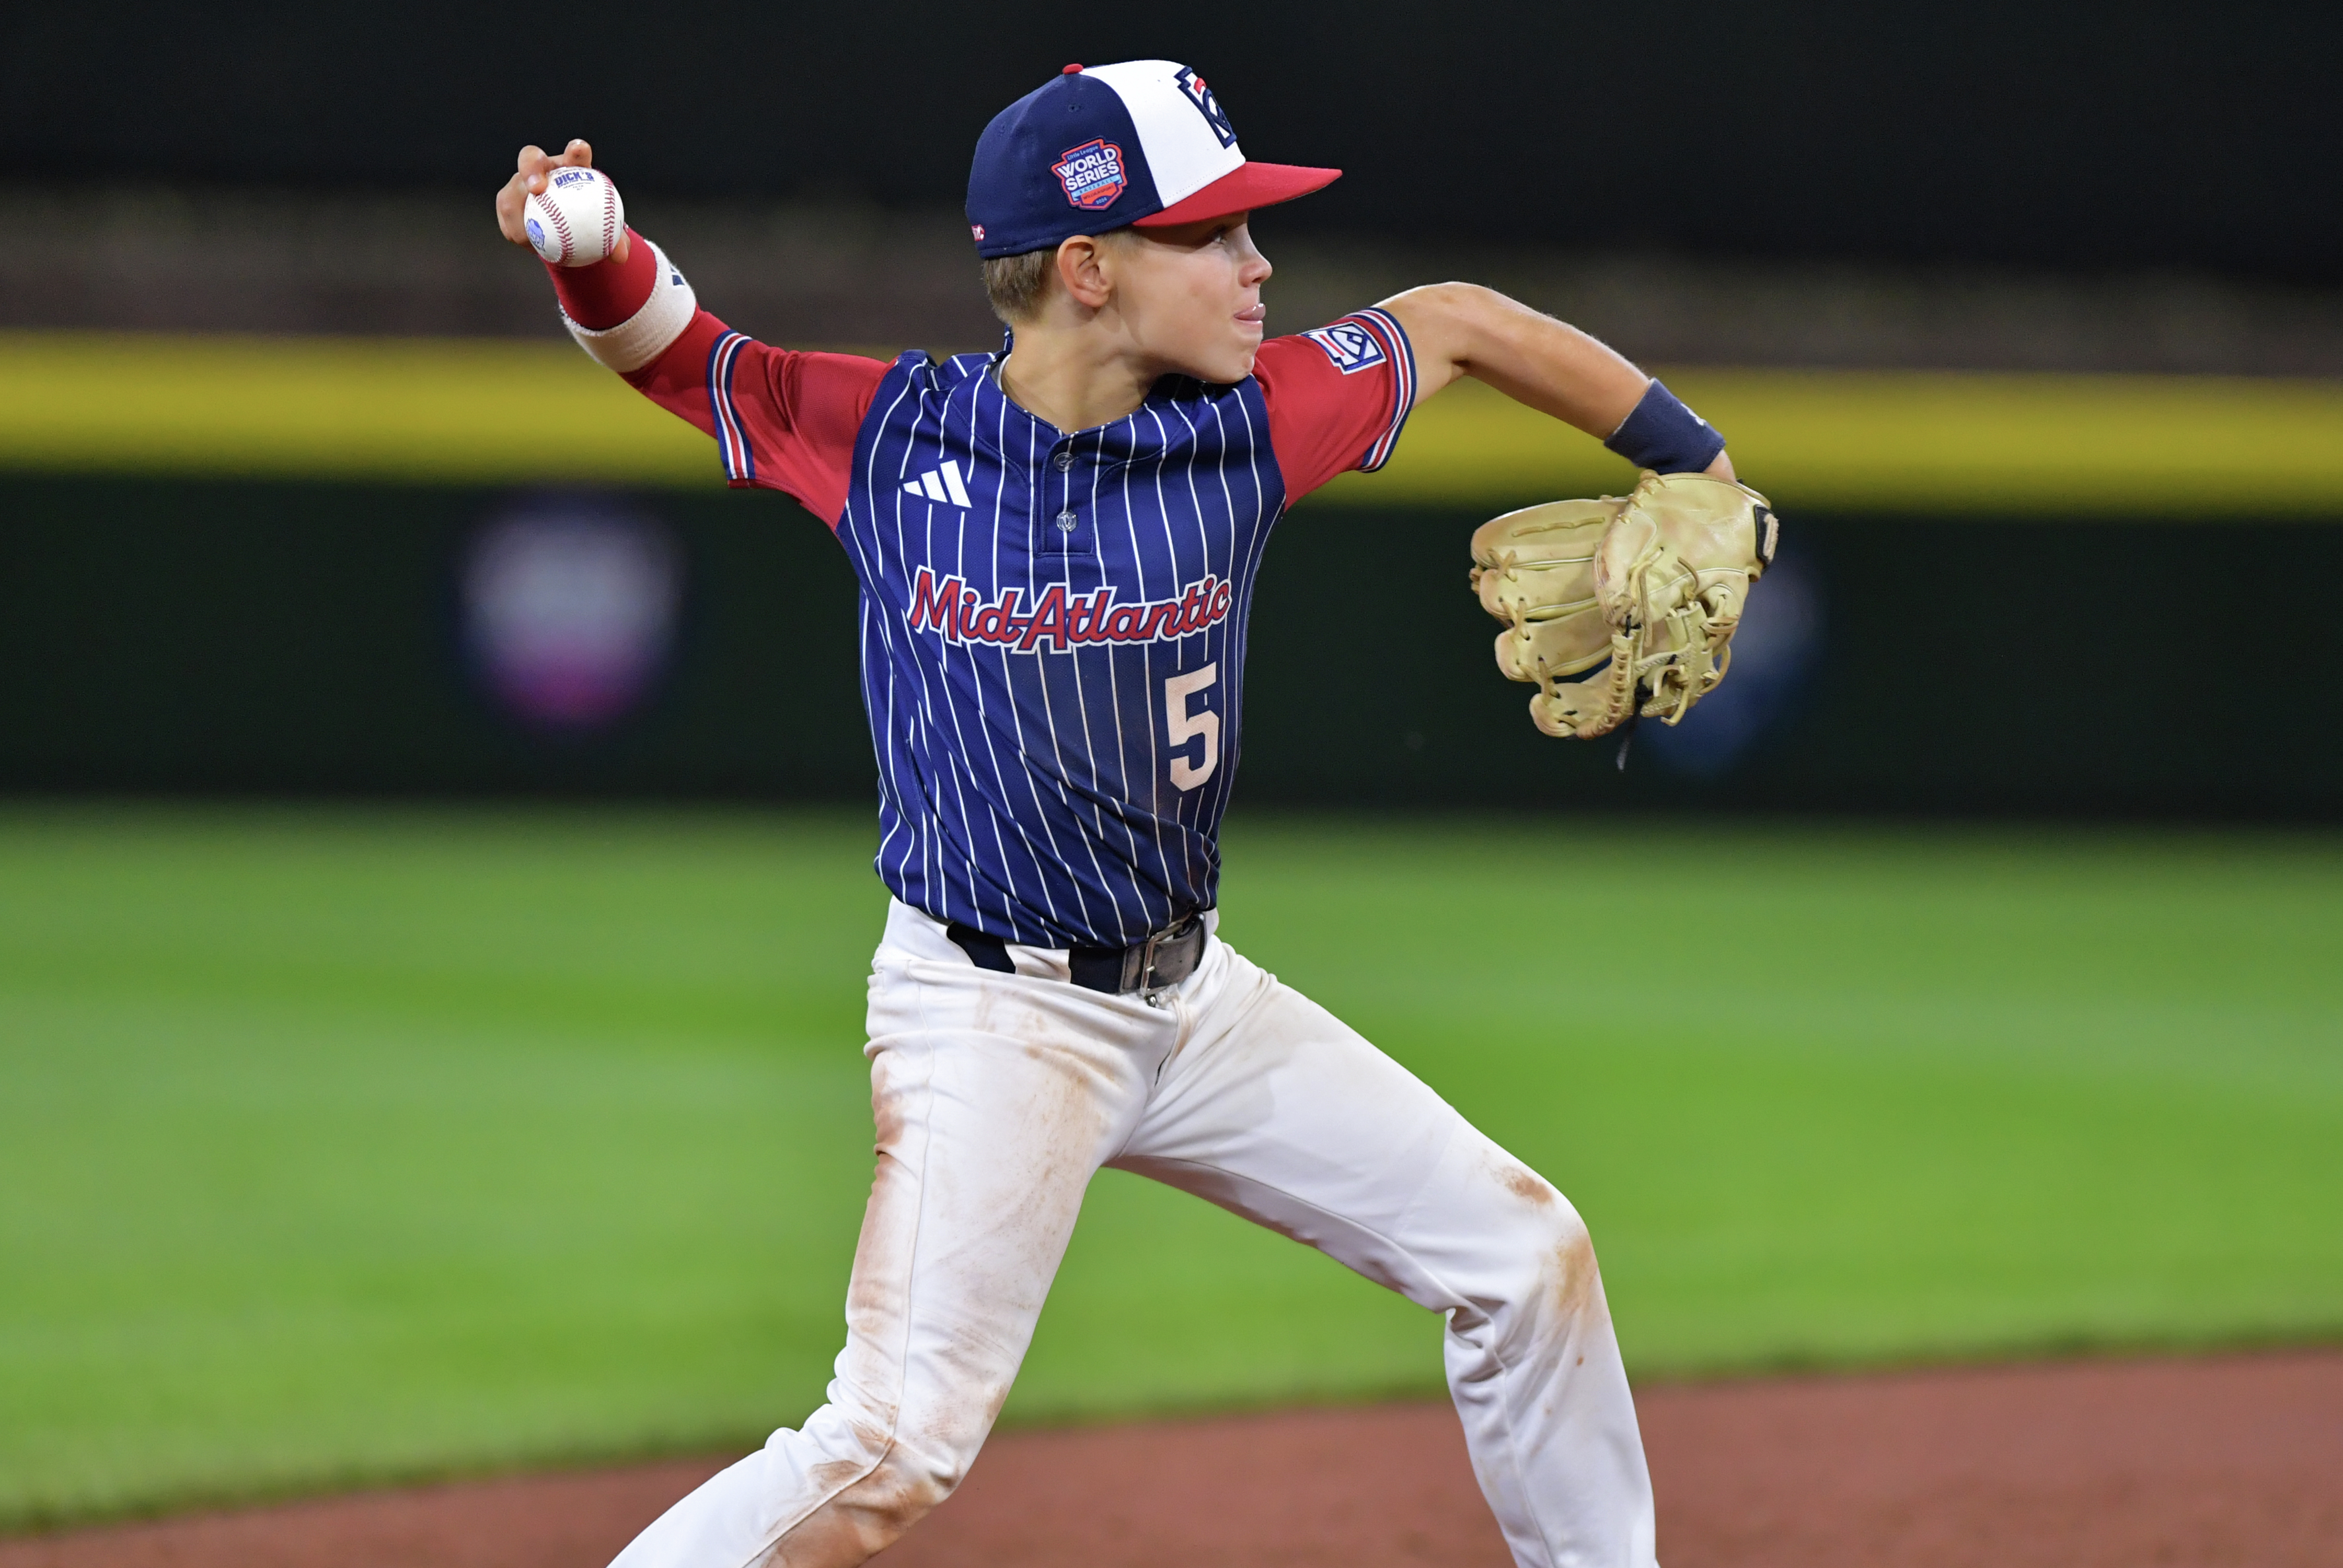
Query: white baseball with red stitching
[{"left": 523, "top": 167, "right": 625, "bottom": 267}]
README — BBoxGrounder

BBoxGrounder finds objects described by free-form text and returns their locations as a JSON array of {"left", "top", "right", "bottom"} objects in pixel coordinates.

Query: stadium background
[{"left": 2, "top": 0, "right": 2339, "bottom": 1542}]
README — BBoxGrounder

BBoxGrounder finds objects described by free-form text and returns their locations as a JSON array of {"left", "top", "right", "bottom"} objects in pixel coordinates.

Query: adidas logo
[{"left": 902, "top": 460, "right": 973, "bottom": 509}]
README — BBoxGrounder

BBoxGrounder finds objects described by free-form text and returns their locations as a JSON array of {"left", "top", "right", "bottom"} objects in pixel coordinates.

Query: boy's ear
[{"left": 1054, "top": 235, "right": 1116, "bottom": 311}]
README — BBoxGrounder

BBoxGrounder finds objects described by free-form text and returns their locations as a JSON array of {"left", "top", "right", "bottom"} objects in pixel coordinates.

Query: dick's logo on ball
[{"left": 1053, "top": 139, "right": 1128, "bottom": 210}]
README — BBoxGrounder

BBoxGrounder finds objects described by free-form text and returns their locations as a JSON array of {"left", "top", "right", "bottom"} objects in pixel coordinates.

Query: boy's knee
[
  {"left": 767, "top": 1450, "right": 957, "bottom": 1567},
  {"left": 821, "top": 1447, "right": 959, "bottom": 1555},
  {"left": 1479, "top": 1158, "right": 1603, "bottom": 1329},
  {"left": 1536, "top": 1207, "right": 1601, "bottom": 1325},
  {"left": 769, "top": 1412, "right": 976, "bottom": 1565}
]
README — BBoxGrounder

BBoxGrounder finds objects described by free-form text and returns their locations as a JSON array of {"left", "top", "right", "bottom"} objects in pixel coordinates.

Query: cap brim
[{"left": 1133, "top": 162, "right": 1342, "bottom": 227}]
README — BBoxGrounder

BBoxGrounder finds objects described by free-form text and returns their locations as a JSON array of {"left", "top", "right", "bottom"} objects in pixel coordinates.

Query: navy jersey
[
  {"left": 551, "top": 236, "right": 1414, "bottom": 947},
  {"left": 838, "top": 352, "right": 1279, "bottom": 946}
]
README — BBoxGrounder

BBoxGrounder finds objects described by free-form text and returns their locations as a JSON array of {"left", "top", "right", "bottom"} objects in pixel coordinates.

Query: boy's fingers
[
  {"left": 500, "top": 140, "right": 602, "bottom": 247},
  {"left": 518, "top": 149, "right": 551, "bottom": 194},
  {"left": 517, "top": 141, "right": 591, "bottom": 194}
]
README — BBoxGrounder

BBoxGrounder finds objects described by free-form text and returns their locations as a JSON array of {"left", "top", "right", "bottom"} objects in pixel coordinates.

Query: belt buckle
[{"left": 1126, "top": 915, "right": 1199, "bottom": 997}]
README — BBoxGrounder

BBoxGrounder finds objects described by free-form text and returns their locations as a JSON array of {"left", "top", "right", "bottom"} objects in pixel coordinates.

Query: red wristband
[{"left": 545, "top": 228, "right": 657, "bottom": 330}]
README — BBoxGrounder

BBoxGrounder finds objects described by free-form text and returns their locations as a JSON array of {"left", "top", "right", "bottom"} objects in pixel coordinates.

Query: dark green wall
[{"left": 3, "top": 476, "right": 2336, "bottom": 817}]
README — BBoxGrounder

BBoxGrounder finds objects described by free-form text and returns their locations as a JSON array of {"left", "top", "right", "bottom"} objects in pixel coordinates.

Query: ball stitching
[{"left": 542, "top": 194, "right": 575, "bottom": 264}]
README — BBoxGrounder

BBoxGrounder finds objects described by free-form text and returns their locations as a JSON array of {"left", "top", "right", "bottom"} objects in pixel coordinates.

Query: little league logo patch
[
  {"left": 1053, "top": 139, "right": 1128, "bottom": 210},
  {"left": 1173, "top": 66, "right": 1238, "bottom": 148},
  {"left": 1303, "top": 321, "right": 1388, "bottom": 374}
]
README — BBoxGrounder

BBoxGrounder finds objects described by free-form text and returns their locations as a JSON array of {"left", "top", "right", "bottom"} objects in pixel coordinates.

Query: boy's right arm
[{"left": 495, "top": 141, "right": 888, "bottom": 527}]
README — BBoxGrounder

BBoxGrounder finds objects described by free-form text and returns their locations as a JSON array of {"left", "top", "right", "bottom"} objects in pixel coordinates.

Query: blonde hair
[
  {"left": 980, "top": 248, "right": 1057, "bottom": 324},
  {"left": 980, "top": 228, "right": 1135, "bottom": 324}
]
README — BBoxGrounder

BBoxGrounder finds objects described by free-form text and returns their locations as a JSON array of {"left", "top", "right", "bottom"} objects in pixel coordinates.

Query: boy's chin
[{"left": 1176, "top": 344, "right": 1259, "bottom": 386}]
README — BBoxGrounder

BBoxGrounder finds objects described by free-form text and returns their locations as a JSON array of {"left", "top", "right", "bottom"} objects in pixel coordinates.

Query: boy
[{"left": 496, "top": 59, "right": 1736, "bottom": 1568}]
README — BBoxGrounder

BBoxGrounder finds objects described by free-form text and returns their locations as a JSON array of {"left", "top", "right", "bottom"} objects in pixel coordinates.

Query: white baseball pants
[{"left": 608, "top": 900, "right": 1660, "bottom": 1568}]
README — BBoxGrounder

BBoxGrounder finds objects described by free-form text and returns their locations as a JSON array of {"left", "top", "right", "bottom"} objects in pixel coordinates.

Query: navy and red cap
[{"left": 965, "top": 60, "right": 1341, "bottom": 259}]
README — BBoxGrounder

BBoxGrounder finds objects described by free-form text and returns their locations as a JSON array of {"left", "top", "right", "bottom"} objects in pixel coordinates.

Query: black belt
[{"left": 946, "top": 912, "right": 1209, "bottom": 995}]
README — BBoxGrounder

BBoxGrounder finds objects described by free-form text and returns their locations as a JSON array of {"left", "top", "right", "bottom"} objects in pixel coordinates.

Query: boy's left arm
[{"left": 1381, "top": 283, "right": 1736, "bottom": 481}]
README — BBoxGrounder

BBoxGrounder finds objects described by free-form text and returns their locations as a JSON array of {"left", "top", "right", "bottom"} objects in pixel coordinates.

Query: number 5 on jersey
[{"left": 1164, "top": 664, "right": 1219, "bottom": 791}]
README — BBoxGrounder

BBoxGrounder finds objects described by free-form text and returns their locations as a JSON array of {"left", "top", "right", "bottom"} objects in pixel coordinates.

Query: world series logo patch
[
  {"left": 1053, "top": 139, "right": 1128, "bottom": 210},
  {"left": 1303, "top": 320, "right": 1387, "bottom": 374}
]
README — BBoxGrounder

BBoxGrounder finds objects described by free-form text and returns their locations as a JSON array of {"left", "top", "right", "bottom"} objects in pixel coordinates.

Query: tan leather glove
[{"left": 1470, "top": 471, "right": 1780, "bottom": 740}]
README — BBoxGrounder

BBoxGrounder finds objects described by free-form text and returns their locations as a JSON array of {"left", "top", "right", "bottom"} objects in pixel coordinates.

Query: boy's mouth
[{"left": 1234, "top": 304, "right": 1267, "bottom": 328}]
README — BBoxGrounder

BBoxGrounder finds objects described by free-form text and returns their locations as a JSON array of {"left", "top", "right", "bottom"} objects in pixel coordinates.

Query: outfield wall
[{"left": 4, "top": 472, "right": 2337, "bottom": 818}]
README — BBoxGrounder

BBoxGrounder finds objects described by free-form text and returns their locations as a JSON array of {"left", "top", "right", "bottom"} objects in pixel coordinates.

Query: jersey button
[
  {"left": 1053, "top": 451, "right": 1074, "bottom": 472},
  {"left": 1055, "top": 509, "right": 1077, "bottom": 532}
]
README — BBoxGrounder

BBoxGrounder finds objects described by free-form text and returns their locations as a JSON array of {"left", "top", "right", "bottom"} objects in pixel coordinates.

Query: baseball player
[{"left": 497, "top": 60, "right": 1741, "bottom": 1568}]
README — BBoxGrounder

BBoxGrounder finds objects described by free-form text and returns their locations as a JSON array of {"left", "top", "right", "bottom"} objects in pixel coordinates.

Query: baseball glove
[{"left": 1468, "top": 471, "right": 1779, "bottom": 740}]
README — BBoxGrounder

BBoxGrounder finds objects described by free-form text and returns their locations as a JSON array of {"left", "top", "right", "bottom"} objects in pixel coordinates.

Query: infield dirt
[{"left": 4, "top": 1352, "right": 2333, "bottom": 1568}]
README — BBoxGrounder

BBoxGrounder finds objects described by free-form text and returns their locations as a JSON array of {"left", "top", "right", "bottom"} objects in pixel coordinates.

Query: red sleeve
[
  {"left": 627, "top": 315, "right": 885, "bottom": 527},
  {"left": 1252, "top": 307, "right": 1417, "bottom": 503},
  {"left": 545, "top": 230, "right": 888, "bottom": 528}
]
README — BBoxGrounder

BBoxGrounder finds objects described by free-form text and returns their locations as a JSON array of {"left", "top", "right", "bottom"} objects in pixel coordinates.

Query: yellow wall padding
[{"left": 4, "top": 332, "right": 2338, "bottom": 515}]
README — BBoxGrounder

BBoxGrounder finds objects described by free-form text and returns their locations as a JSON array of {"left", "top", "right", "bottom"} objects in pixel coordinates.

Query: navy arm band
[{"left": 1603, "top": 378, "right": 1726, "bottom": 475}]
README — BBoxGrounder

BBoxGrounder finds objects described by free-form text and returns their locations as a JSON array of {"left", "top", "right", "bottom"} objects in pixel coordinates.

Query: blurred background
[
  {"left": 2, "top": 0, "right": 2339, "bottom": 1540},
  {"left": 5, "top": 0, "right": 2341, "bottom": 810}
]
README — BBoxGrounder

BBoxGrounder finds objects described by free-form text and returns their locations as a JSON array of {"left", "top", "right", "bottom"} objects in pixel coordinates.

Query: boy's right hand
[{"left": 495, "top": 141, "right": 632, "bottom": 263}]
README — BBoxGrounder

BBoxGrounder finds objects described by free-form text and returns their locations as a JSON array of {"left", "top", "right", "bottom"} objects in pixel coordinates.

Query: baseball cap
[{"left": 965, "top": 61, "right": 1340, "bottom": 259}]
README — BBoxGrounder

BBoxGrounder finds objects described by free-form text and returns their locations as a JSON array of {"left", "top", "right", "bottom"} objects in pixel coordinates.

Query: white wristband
[{"left": 562, "top": 240, "right": 697, "bottom": 373}]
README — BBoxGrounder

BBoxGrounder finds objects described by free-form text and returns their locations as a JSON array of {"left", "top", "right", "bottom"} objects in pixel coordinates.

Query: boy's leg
[
  {"left": 1113, "top": 938, "right": 1659, "bottom": 1568},
  {"left": 609, "top": 903, "right": 1171, "bottom": 1568}
]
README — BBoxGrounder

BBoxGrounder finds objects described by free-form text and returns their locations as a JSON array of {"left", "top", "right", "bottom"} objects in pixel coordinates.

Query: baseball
[{"left": 523, "top": 166, "right": 624, "bottom": 267}]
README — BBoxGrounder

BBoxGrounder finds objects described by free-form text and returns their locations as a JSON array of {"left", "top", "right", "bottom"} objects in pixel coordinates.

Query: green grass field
[{"left": 2, "top": 806, "right": 2338, "bottom": 1529}]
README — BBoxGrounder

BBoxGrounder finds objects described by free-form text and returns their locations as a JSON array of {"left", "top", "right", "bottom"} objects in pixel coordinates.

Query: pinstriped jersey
[
  {"left": 828, "top": 322, "right": 1407, "bottom": 948},
  {"left": 550, "top": 239, "right": 1414, "bottom": 947},
  {"left": 839, "top": 351, "right": 1278, "bottom": 947}
]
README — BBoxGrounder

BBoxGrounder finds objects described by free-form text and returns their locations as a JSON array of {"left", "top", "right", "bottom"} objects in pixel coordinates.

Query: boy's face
[{"left": 1107, "top": 216, "right": 1273, "bottom": 384}]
